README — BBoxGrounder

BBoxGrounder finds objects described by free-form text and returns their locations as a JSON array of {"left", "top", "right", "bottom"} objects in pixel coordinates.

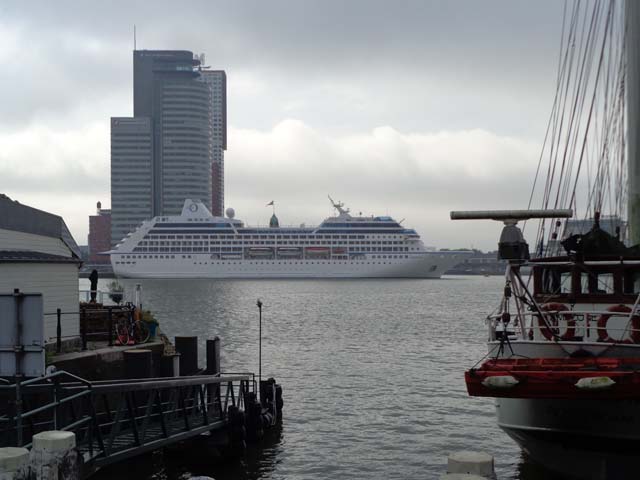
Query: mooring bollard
[
  {"left": 0, "top": 447, "right": 29, "bottom": 479},
  {"left": 56, "top": 308, "right": 62, "bottom": 354},
  {"left": 80, "top": 307, "right": 87, "bottom": 351},
  {"left": 124, "top": 349, "right": 153, "bottom": 379},
  {"left": 161, "top": 353, "right": 181, "bottom": 377},
  {"left": 243, "top": 391, "right": 263, "bottom": 442},
  {"left": 206, "top": 337, "right": 221, "bottom": 375},
  {"left": 446, "top": 451, "right": 495, "bottom": 478},
  {"left": 30, "top": 431, "right": 80, "bottom": 480},
  {"left": 205, "top": 337, "right": 221, "bottom": 405},
  {"left": 175, "top": 336, "right": 198, "bottom": 376},
  {"left": 107, "top": 307, "right": 113, "bottom": 347},
  {"left": 226, "top": 405, "right": 246, "bottom": 456}
]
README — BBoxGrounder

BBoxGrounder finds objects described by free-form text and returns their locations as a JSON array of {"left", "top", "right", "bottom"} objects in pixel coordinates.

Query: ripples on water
[{"left": 84, "top": 276, "right": 562, "bottom": 480}]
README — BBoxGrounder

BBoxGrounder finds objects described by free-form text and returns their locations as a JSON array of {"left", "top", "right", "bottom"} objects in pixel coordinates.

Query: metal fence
[
  {"left": 0, "top": 370, "right": 253, "bottom": 472},
  {"left": 45, "top": 305, "right": 137, "bottom": 353}
]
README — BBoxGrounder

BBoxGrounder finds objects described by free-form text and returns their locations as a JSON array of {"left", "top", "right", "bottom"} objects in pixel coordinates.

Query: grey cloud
[
  {"left": 2, "top": 1, "right": 564, "bottom": 136},
  {"left": 0, "top": 1, "right": 572, "bottom": 248}
]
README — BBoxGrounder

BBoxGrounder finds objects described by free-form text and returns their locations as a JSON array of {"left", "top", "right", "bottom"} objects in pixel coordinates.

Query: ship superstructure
[{"left": 110, "top": 198, "right": 466, "bottom": 279}]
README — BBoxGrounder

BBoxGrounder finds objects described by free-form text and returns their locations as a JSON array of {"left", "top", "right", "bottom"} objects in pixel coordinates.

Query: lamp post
[{"left": 257, "top": 299, "right": 263, "bottom": 396}]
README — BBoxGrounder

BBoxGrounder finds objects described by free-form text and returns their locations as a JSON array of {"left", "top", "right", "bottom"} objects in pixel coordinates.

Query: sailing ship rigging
[{"left": 451, "top": 1, "right": 640, "bottom": 478}]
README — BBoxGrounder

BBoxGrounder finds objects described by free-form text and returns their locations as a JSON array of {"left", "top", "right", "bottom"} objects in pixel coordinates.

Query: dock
[
  {"left": 0, "top": 370, "right": 260, "bottom": 477},
  {"left": 0, "top": 357, "right": 282, "bottom": 478},
  {"left": 0, "top": 292, "right": 283, "bottom": 479}
]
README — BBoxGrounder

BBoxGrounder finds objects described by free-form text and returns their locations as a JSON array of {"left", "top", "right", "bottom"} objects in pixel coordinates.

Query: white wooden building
[{"left": 0, "top": 194, "right": 81, "bottom": 343}]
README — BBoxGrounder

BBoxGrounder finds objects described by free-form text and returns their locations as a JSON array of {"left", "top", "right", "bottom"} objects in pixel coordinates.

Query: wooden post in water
[
  {"left": 175, "top": 336, "right": 198, "bottom": 376},
  {"left": 206, "top": 337, "right": 221, "bottom": 375},
  {"left": 123, "top": 349, "right": 152, "bottom": 379}
]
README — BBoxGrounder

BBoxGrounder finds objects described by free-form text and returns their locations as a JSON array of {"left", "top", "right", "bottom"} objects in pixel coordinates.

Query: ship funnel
[{"left": 450, "top": 209, "right": 573, "bottom": 262}]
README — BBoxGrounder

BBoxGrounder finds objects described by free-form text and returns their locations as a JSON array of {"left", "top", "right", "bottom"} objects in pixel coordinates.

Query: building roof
[
  {"left": 0, "top": 250, "right": 81, "bottom": 264},
  {"left": 0, "top": 194, "right": 81, "bottom": 259}
]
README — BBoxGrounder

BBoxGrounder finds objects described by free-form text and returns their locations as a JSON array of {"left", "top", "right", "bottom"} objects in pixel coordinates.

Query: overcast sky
[{"left": 0, "top": 1, "right": 566, "bottom": 250}]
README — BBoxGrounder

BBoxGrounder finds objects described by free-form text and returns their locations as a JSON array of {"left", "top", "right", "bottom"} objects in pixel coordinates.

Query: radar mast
[{"left": 328, "top": 195, "right": 350, "bottom": 216}]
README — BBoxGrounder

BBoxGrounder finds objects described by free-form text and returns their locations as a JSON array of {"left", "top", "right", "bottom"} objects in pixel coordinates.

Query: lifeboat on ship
[
  {"left": 220, "top": 253, "right": 242, "bottom": 260},
  {"left": 277, "top": 247, "right": 302, "bottom": 257},
  {"left": 305, "top": 247, "right": 330, "bottom": 257},
  {"left": 465, "top": 357, "right": 640, "bottom": 400},
  {"left": 247, "top": 247, "right": 274, "bottom": 257}
]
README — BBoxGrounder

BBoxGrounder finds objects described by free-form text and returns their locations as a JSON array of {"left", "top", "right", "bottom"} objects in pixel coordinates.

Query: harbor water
[{"left": 81, "top": 275, "right": 565, "bottom": 480}]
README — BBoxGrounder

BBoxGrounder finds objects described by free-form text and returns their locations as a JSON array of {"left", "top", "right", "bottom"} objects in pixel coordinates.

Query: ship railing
[{"left": 488, "top": 309, "right": 640, "bottom": 343}]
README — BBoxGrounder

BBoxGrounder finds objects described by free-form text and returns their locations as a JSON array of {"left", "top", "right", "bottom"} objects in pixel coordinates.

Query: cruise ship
[{"left": 110, "top": 198, "right": 468, "bottom": 279}]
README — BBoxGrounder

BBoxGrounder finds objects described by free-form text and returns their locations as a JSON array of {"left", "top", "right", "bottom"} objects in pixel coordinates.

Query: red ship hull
[{"left": 466, "top": 357, "right": 640, "bottom": 399}]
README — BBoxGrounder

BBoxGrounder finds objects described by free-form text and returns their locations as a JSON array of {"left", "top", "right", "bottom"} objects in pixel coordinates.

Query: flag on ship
[{"left": 266, "top": 200, "right": 274, "bottom": 206}]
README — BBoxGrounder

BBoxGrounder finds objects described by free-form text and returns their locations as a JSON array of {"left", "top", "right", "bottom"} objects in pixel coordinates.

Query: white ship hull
[
  {"left": 112, "top": 252, "right": 465, "bottom": 279},
  {"left": 110, "top": 199, "right": 467, "bottom": 280}
]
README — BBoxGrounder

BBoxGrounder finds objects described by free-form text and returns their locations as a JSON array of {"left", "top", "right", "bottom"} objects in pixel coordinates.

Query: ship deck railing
[{"left": 488, "top": 309, "right": 640, "bottom": 343}]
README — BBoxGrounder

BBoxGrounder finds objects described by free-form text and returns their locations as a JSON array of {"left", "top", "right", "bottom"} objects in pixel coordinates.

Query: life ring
[
  {"left": 536, "top": 303, "right": 576, "bottom": 341},
  {"left": 597, "top": 304, "right": 640, "bottom": 344}
]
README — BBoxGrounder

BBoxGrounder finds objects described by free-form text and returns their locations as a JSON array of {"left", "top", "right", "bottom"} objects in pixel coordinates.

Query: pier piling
[
  {"left": 30, "top": 431, "right": 80, "bottom": 480},
  {"left": 123, "top": 349, "right": 153, "bottom": 379},
  {"left": 446, "top": 451, "right": 495, "bottom": 478},
  {"left": 206, "top": 337, "right": 221, "bottom": 375},
  {"left": 0, "top": 447, "right": 29, "bottom": 479},
  {"left": 175, "top": 336, "right": 198, "bottom": 376}
]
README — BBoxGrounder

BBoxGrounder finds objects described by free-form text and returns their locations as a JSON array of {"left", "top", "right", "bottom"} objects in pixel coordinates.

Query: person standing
[{"left": 89, "top": 269, "right": 99, "bottom": 303}]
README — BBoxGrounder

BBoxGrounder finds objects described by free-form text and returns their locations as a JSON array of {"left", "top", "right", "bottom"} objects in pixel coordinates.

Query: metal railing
[
  {"left": 0, "top": 370, "right": 253, "bottom": 472},
  {"left": 45, "top": 305, "right": 138, "bottom": 353},
  {"left": 489, "top": 308, "right": 640, "bottom": 343},
  {"left": 79, "top": 290, "right": 107, "bottom": 305}
]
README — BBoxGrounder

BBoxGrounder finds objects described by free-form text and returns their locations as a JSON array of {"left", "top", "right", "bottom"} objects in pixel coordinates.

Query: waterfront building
[
  {"left": 0, "top": 194, "right": 81, "bottom": 342},
  {"left": 88, "top": 201, "right": 111, "bottom": 264},
  {"left": 446, "top": 250, "right": 507, "bottom": 275},
  {"left": 111, "top": 50, "right": 218, "bottom": 246},
  {"left": 201, "top": 70, "right": 227, "bottom": 216},
  {"left": 110, "top": 117, "right": 153, "bottom": 246}
]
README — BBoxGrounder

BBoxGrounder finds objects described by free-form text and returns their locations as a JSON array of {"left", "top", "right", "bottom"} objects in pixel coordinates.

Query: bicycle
[{"left": 114, "top": 307, "right": 150, "bottom": 345}]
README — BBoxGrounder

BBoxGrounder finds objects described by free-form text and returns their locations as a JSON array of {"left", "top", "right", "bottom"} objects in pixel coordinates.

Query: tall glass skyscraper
[
  {"left": 111, "top": 50, "right": 226, "bottom": 246},
  {"left": 201, "top": 70, "right": 227, "bottom": 216}
]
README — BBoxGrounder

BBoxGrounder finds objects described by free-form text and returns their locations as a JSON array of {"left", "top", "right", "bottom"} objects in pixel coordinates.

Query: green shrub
[{"left": 141, "top": 310, "right": 159, "bottom": 325}]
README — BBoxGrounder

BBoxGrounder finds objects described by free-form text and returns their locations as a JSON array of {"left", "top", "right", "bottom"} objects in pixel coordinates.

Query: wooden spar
[{"left": 450, "top": 209, "right": 573, "bottom": 221}]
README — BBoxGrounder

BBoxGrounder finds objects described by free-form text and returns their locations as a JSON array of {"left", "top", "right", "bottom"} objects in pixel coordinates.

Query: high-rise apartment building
[
  {"left": 111, "top": 50, "right": 226, "bottom": 246},
  {"left": 111, "top": 117, "right": 153, "bottom": 246},
  {"left": 201, "top": 70, "right": 227, "bottom": 216},
  {"left": 88, "top": 201, "right": 111, "bottom": 264}
]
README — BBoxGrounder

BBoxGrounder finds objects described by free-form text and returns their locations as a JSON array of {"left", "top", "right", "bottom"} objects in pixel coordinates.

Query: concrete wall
[{"left": 0, "top": 264, "right": 79, "bottom": 342}]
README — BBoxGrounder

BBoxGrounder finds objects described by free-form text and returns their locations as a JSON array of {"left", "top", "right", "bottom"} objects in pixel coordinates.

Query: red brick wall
[{"left": 88, "top": 212, "right": 111, "bottom": 264}]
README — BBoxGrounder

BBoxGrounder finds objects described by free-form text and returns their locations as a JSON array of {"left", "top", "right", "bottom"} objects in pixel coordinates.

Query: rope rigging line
[{"left": 529, "top": 0, "right": 626, "bottom": 257}]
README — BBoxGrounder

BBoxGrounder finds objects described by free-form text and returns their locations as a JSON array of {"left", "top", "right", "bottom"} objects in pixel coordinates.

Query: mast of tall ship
[{"left": 628, "top": 0, "right": 640, "bottom": 244}]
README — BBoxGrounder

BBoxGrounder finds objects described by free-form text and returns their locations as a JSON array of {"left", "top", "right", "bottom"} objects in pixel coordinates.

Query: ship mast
[{"left": 628, "top": 0, "right": 640, "bottom": 244}]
